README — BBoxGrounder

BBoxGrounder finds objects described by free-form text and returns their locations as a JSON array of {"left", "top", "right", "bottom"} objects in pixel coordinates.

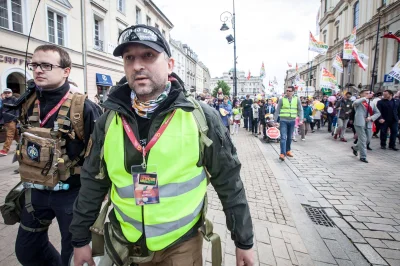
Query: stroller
[{"left": 264, "top": 114, "right": 280, "bottom": 143}]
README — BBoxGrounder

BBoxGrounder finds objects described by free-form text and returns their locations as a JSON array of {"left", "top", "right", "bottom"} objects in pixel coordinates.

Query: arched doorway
[{"left": 6, "top": 72, "right": 25, "bottom": 98}]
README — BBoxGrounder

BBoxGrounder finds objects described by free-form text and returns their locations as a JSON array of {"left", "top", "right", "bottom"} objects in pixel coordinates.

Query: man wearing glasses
[
  {"left": 14, "top": 45, "right": 100, "bottom": 266},
  {"left": 71, "top": 25, "right": 254, "bottom": 266},
  {"left": 0, "top": 88, "right": 19, "bottom": 156},
  {"left": 274, "top": 86, "right": 303, "bottom": 161}
]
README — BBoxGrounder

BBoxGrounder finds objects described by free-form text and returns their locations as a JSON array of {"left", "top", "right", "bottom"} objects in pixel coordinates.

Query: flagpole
[{"left": 366, "top": 13, "right": 381, "bottom": 118}]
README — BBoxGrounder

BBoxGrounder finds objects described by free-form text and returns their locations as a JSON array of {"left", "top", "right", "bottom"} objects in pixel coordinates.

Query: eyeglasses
[
  {"left": 27, "top": 63, "right": 65, "bottom": 71},
  {"left": 286, "top": 90, "right": 293, "bottom": 92}
]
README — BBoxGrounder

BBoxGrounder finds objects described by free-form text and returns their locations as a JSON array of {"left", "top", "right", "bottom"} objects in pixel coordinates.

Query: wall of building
[{"left": 286, "top": 0, "right": 400, "bottom": 94}]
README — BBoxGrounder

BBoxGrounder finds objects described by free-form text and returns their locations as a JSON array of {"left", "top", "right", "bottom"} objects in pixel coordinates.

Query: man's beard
[{"left": 128, "top": 72, "right": 166, "bottom": 100}]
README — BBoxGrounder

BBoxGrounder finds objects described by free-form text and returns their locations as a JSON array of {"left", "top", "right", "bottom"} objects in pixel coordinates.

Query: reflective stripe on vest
[
  {"left": 104, "top": 109, "right": 207, "bottom": 251},
  {"left": 116, "top": 170, "right": 206, "bottom": 198},
  {"left": 280, "top": 97, "right": 298, "bottom": 118}
]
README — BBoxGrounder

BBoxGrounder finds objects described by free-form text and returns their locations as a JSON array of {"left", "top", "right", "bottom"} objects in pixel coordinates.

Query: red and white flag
[
  {"left": 287, "top": 62, "right": 292, "bottom": 68},
  {"left": 247, "top": 70, "right": 251, "bottom": 80},
  {"left": 296, "top": 63, "right": 298, "bottom": 72},
  {"left": 352, "top": 46, "right": 368, "bottom": 71}
]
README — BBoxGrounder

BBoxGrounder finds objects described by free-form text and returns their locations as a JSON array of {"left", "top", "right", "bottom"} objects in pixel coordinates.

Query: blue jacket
[
  {"left": 264, "top": 104, "right": 275, "bottom": 115},
  {"left": 219, "top": 103, "right": 232, "bottom": 127}
]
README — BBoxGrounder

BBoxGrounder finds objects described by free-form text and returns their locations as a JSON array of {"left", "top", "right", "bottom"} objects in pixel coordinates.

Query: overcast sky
[{"left": 154, "top": 0, "right": 320, "bottom": 93}]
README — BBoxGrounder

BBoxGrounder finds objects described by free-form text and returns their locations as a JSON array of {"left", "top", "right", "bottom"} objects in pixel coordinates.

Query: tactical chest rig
[{"left": 17, "top": 91, "right": 86, "bottom": 187}]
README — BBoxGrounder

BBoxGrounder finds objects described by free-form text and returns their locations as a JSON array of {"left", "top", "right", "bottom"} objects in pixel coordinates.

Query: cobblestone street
[{"left": 0, "top": 125, "right": 400, "bottom": 265}]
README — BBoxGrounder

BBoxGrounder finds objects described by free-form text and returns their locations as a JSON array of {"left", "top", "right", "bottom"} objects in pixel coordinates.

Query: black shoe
[
  {"left": 13, "top": 169, "right": 19, "bottom": 174},
  {"left": 381, "top": 146, "right": 386, "bottom": 149},
  {"left": 360, "top": 158, "right": 369, "bottom": 163},
  {"left": 351, "top": 146, "right": 358, "bottom": 156},
  {"left": 367, "top": 144, "right": 372, "bottom": 151},
  {"left": 389, "top": 147, "right": 399, "bottom": 151},
  {"left": 354, "top": 139, "right": 358, "bottom": 144}
]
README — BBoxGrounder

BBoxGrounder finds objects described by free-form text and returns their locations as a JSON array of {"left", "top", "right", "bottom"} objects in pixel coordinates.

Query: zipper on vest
[{"left": 142, "top": 206, "right": 146, "bottom": 238}]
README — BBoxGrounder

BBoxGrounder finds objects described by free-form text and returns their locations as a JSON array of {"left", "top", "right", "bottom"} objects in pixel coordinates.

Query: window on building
[
  {"left": 135, "top": 7, "right": 141, "bottom": 24},
  {"left": 0, "top": 0, "right": 23, "bottom": 33},
  {"left": 146, "top": 16, "right": 151, "bottom": 26},
  {"left": 155, "top": 23, "right": 159, "bottom": 29},
  {"left": 117, "top": 0, "right": 125, "bottom": 13},
  {"left": 162, "top": 29, "right": 166, "bottom": 37},
  {"left": 324, "top": 0, "right": 328, "bottom": 13},
  {"left": 353, "top": 1, "right": 359, "bottom": 28},
  {"left": 336, "top": 26, "right": 339, "bottom": 40},
  {"left": 382, "top": 0, "right": 386, "bottom": 6},
  {"left": 323, "top": 34, "right": 327, "bottom": 44},
  {"left": 94, "top": 18, "right": 104, "bottom": 51},
  {"left": 47, "top": 10, "right": 65, "bottom": 46}
]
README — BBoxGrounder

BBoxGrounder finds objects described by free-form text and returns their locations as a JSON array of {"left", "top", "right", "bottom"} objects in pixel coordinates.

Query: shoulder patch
[{"left": 84, "top": 137, "right": 93, "bottom": 158}]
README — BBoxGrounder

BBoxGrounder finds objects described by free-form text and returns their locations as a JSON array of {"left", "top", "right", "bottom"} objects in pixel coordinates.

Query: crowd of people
[{"left": 202, "top": 86, "right": 400, "bottom": 163}]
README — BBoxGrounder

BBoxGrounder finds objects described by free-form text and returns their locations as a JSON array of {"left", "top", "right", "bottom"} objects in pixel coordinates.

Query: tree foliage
[{"left": 212, "top": 80, "right": 231, "bottom": 97}]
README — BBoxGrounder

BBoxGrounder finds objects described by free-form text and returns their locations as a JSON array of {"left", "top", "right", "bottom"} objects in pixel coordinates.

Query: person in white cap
[{"left": 0, "top": 88, "right": 19, "bottom": 156}]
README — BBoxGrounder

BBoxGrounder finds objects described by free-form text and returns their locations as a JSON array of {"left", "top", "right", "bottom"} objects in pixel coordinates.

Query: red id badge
[{"left": 132, "top": 165, "right": 159, "bottom": 206}]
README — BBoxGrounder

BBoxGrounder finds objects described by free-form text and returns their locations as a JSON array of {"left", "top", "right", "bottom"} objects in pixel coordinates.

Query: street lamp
[{"left": 219, "top": 0, "right": 237, "bottom": 97}]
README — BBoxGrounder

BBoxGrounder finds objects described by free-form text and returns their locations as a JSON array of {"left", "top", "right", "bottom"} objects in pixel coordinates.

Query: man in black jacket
[
  {"left": 14, "top": 45, "right": 100, "bottom": 266},
  {"left": 0, "top": 88, "right": 19, "bottom": 156},
  {"left": 377, "top": 89, "right": 400, "bottom": 151},
  {"left": 241, "top": 94, "right": 253, "bottom": 130},
  {"left": 334, "top": 92, "right": 353, "bottom": 142},
  {"left": 71, "top": 25, "right": 254, "bottom": 266}
]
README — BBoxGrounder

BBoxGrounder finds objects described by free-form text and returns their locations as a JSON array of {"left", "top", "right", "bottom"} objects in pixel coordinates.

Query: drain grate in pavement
[{"left": 302, "top": 205, "right": 336, "bottom": 227}]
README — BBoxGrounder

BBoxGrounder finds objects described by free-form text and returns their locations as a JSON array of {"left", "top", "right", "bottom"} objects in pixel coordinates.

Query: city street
[{"left": 0, "top": 126, "right": 399, "bottom": 265}]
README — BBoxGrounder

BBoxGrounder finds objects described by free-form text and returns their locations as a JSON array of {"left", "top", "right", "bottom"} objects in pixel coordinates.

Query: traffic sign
[
  {"left": 267, "top": 127, "right": 280, "bottom": 139},
  {"left": 384, "top": 74, "right": 394, "bottom": 83}
]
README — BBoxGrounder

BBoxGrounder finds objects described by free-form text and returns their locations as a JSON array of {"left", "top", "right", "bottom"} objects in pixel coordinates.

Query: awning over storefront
[{"left": 96, "top": 73, "right": 113, "bottom": 86}]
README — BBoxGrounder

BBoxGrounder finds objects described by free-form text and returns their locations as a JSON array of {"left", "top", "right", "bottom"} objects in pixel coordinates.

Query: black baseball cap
[{"left": 113, "top": 24, "right": 171, "bottom": 57}]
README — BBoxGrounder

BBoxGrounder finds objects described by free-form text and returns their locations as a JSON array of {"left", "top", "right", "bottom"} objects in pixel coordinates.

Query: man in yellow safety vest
[{"left": 70, "top": 24, "right": 254, "bottom": 266}]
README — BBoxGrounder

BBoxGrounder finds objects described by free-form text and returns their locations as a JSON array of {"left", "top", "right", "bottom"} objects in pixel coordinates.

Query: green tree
[{"left": 212, "top": 80, "right": 231, "bottom": 97}]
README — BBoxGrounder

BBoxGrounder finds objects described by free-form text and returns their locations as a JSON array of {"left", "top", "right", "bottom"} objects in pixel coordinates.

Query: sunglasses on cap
[{"left": 114, "top": 25, "right": 171, "bottom": 57}]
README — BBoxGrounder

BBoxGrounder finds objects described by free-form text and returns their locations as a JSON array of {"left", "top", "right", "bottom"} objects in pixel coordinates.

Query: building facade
[
  {"left": 0, "top": 0, "right": 85, "bottom": 96},
  {"left": 202, "top": 64, "right": 211, "bottom": 94},
  {"left": 84, "top": 0, "right": 173, "bottom": 102},
  {"left": 210, "top": 70, "right": 264, "bottom": 98},
  {"left": 195, "top": 62, "right": 204, "bottom": 95},
  {"left": 285, "top": 0, "right": 400, "bottom": 95},
  {"left": 183, "top": 44, "right": 197, "bottom": 93},
  {"left": 169, "top": 38, "right": 186, "bottom": 84},
  {"left": 0, "top": 0, "right": 173, "bottom": 101}
]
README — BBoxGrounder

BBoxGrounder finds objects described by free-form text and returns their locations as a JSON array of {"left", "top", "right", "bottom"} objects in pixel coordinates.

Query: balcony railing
[{"left": 94, "top": 38, "right": 104, "bottom": 51}]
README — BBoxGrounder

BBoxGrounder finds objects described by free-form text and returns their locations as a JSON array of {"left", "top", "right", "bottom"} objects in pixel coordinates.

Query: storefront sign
[{"left": 0, "top": 54, "right": 31, "bottom": 65}]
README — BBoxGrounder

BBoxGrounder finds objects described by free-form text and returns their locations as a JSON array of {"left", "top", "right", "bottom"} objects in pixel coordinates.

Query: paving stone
[
  {"left": 385, "top": 259, "right": 400, "bottom": 266},
  {"left": 351, "top": 211, "right": 381, "bottom": 217},
  {"left": 357, "top": 230, "right": 393, "bottom": 240},
  {"left": 275, "top": 257, "right": 292, "bottom": 266},
  {"left": 255, "top": 223, "right": 271, "bottom": 244},
  {"left": 294, "top": 251, "right": 314, "bottom": 266},
  {"left": 285, "top": 243, "right": 299, "bottom": 265},
  {"left": 340, "top": 228, "right": 367, "bottom": 244},
  {"left": 375, "top": 248, "right": 400, "bottom": 260},
  {"left": 390, "top": 233, "right": 400, "bottom": 241},
  {"left": 382, "top": 240, "right": 400, "bottom": 250},
  {"left": 348, "top": 222, "right": 368, "bottom": 230},
  {"left": 365, "top": 238, "right": 388, "bottom": 248},
  {"left": 335, "top": 259, "right": 355, "bottom": 266},
  {"left": 346, "top": 251, "right": 372, "bottom": 266},
  {"left": 324, "top": 239, "right": 349, "bottom": 259},
  {"left": 257, "top": 242, "right": 276, "bottom": 266},
  {"left": 354, "top": 244, "right": 388, "bottom": 265},
  {"left": 367, "top": 217, "right": 399, "bottom": 225},
  {"left": 270, "top": 237, "right": 290, "bottom": 260},
  {"left": 364, "top": 223, "right": 398, "bottom": 232}
]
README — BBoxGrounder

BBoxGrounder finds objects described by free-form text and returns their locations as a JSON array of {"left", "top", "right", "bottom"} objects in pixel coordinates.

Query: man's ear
[
  {"left": 63, "top": 67, "right": 71, "bottom": 78},
  {"left": 168, "top": 58, "right": 175, "bottom": 74}
]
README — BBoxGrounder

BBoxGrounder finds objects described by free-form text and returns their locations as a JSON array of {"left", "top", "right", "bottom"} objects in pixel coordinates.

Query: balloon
[
  {"left": 256, "top": 94, "right": 262, "bottom": 101},
  {"left": 271, "top": 97, "right": 277, "bottom": 103},
  {"left": 313, "top": 100, "right": 321, "bottom": 105},
  {"left": 315, "top": 102, "right": 325, "bottom": 110},
  {"left": 328, "top": 96, "right": 337, "bottom": 102},
  {"left": 233, "top": 109, "right": 240, "bottom": 115}
]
